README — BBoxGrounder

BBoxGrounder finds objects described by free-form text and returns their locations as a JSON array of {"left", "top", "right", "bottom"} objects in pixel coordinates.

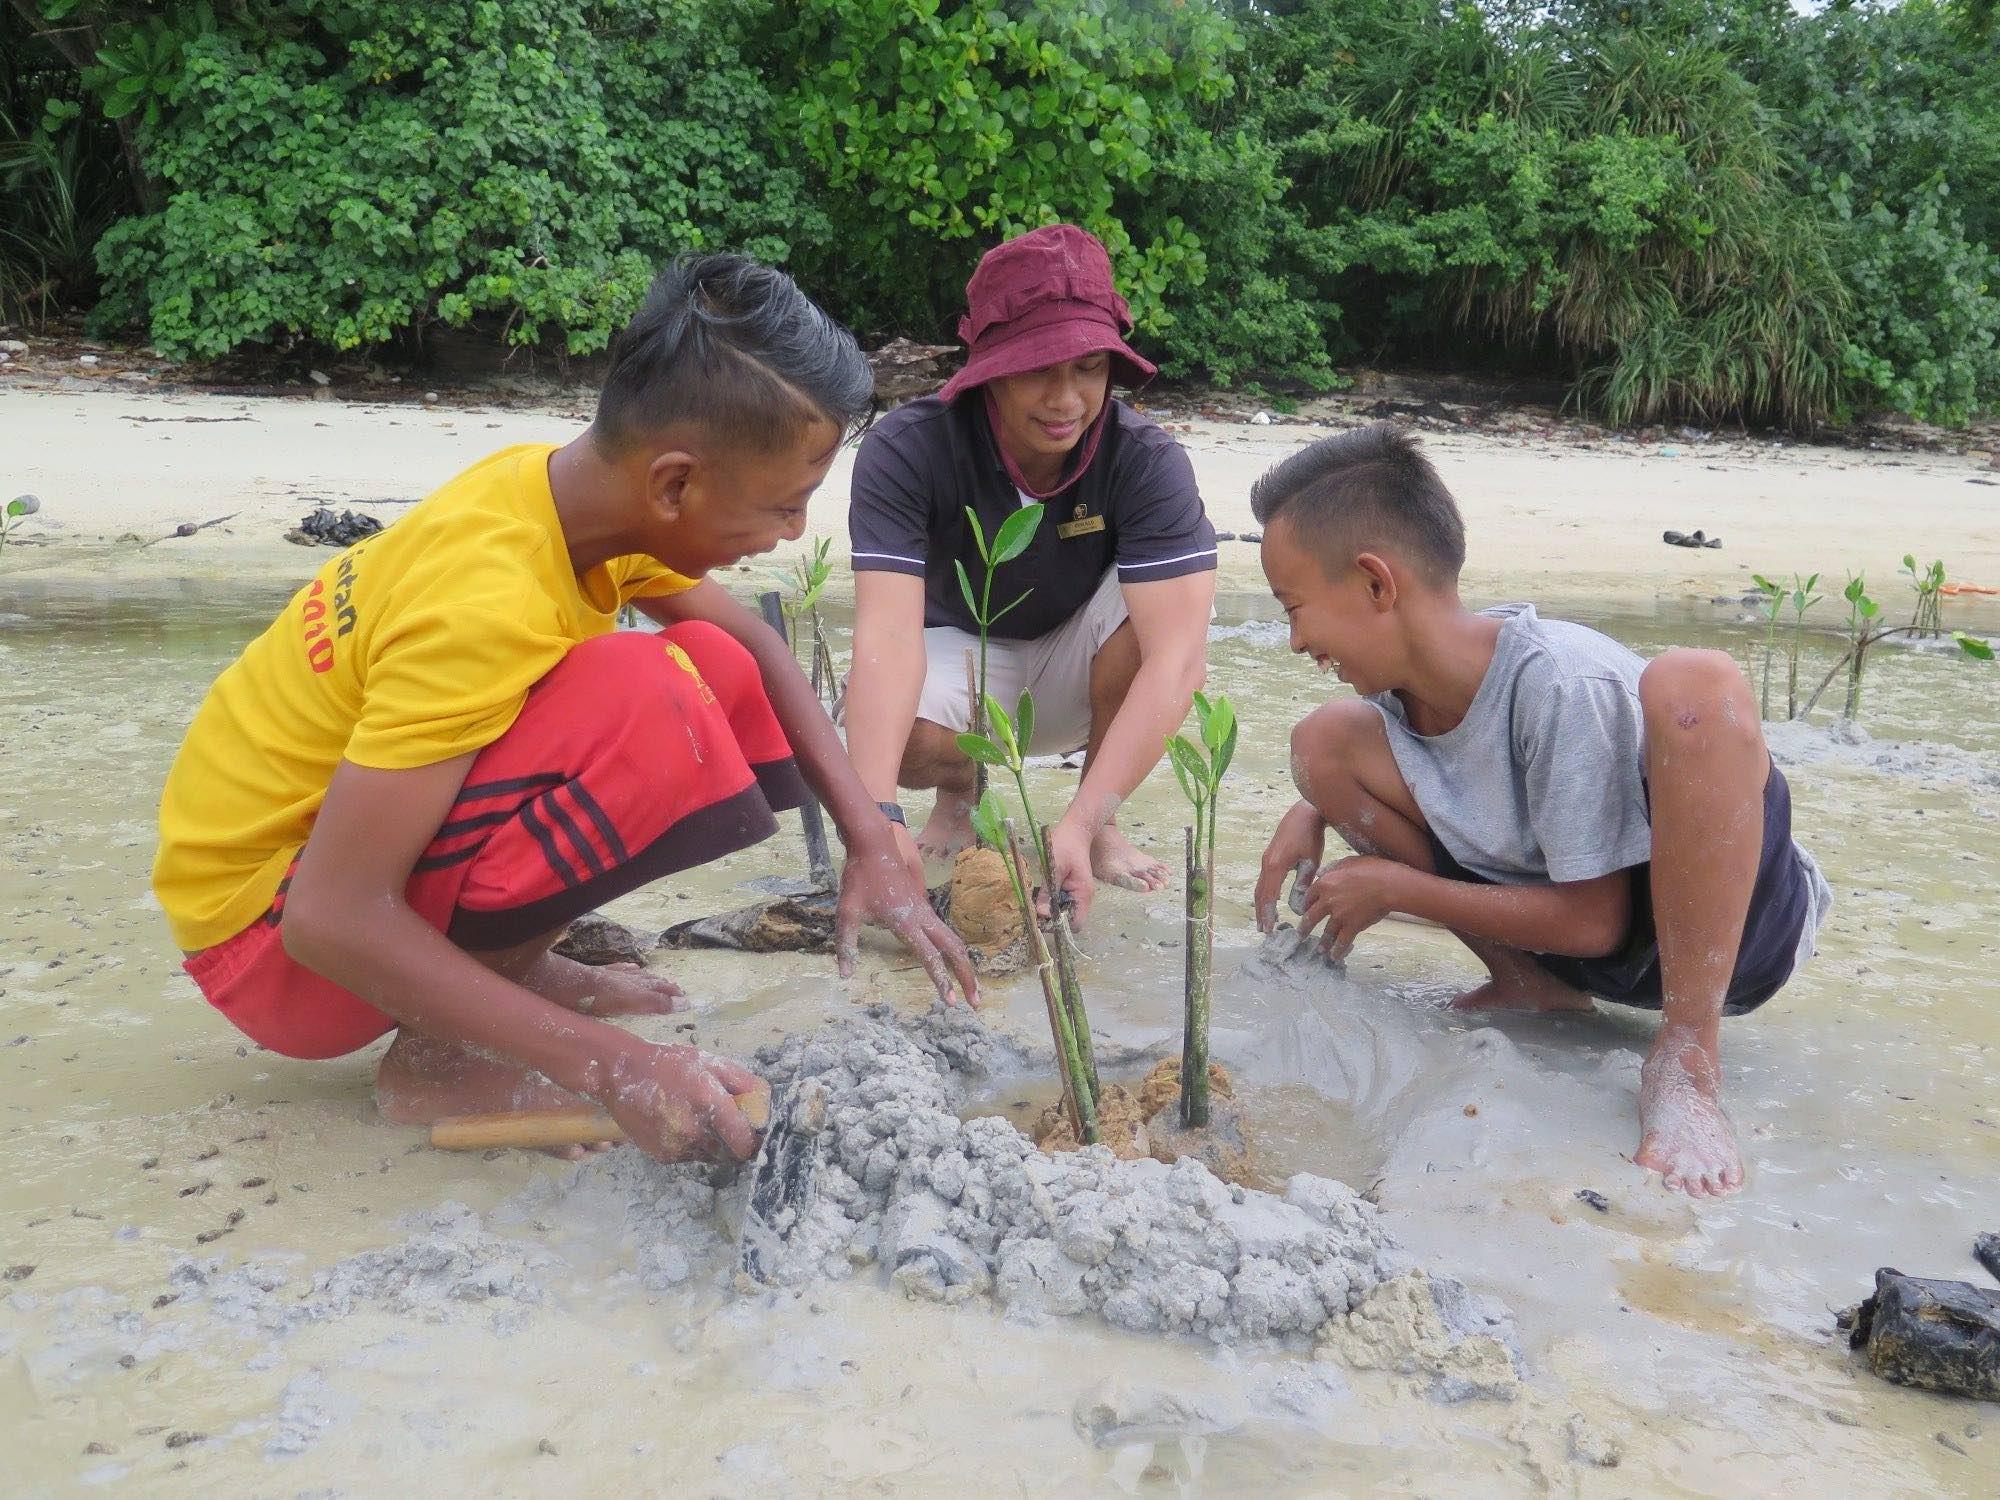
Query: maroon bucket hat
[{"left": 937, "top": 224, "right": 1158, "bottom": 403}]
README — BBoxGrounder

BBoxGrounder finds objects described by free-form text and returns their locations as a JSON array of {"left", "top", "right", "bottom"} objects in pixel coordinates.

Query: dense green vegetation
[{"left": 4, "top": 0, "right": 1997, "bottom": 427}]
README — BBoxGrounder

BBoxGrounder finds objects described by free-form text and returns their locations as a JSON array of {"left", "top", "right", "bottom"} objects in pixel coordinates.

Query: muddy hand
[
  {"left": 598, "top": 1042, "right": 762, "bottom": 1163},
  {"left": 1042, "top": 816, "right": 1096, "bottom": 928},
  {"left": 835, "top": 834, "right": 980, "bottom": 1007},
  {"left": 1296, "top": 855, "right": 1400, "bottom": 961},
  {"left": 1255, "top": 801, "right": 1327, "bottom": 933}
]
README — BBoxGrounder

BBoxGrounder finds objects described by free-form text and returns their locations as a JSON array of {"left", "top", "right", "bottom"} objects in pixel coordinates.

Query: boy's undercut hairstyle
[
  {"left": 1249, "top": 423, "right": 1466, "bottom": 584},
  {"left": 595, "top": 254, "right": 876, "bottom": 455}
]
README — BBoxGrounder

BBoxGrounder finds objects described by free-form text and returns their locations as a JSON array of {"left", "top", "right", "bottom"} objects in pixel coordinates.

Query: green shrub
[{"left": 91, "top": 0, "right": 815, "bottom": 359}]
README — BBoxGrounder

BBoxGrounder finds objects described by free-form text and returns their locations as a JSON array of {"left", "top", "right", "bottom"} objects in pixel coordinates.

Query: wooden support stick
[{"left": 429, "top": 1089, "right": 769, "bottom": 1152}]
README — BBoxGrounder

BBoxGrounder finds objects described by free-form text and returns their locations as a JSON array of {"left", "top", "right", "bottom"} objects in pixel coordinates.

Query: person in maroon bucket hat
[{"left": 844, "top": 225, "right": 1216, "bottom": 921}]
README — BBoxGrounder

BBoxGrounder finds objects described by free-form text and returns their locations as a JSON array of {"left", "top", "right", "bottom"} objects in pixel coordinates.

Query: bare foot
[
  {"left": 1089, "top": 824, "right": 1169, "bottom": 892},
  {"left": 1450, "top": 966, "right": 1595, "bottom": 1013},
  {"left": 915, "top": 792, "right": 974, "bottom": 861},
  {"left": 376, "top": 1030, "right": 612, "bottom": 1159},
  {"left": 535, "top": 955, "right": 683, "bottom": 1018},
  {"left": 1635, "top": 1037, "right": 1743, "bottom": 1197}
]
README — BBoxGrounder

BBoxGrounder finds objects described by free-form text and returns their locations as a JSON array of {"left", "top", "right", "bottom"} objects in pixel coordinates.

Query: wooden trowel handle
[{"left": 428, "top": 1085, "right": 771, "bottom": 1152}]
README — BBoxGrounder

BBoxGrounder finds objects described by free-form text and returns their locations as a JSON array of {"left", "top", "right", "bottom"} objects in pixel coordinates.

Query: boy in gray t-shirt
[{"left": 1247, "top": 425, "right": 1831, "bottom": 1201}]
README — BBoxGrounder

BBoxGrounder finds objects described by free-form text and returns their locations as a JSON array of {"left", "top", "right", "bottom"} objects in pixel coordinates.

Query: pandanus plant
[
  {"left": 1166, "top": 691, "right": 1237, "bottom": 1128},
  {"left": 962, "top": 692, "right": 1100, "bottom": 1142}
]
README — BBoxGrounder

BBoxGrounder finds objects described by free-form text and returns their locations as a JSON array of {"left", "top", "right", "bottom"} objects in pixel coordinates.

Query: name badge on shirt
[{"left": 1056, "top": 502, "right": 1105, "bottom": 539}]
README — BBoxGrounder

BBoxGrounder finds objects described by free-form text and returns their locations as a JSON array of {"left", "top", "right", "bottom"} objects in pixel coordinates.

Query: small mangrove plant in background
[
  {"left": 1902, "top": 554, "right": 1945, "bottom": 641},
  {"left": 1, "top": 493, "right": 41, "bottom": 557},
  {"left": 782, "top": 535, "right": 838, "bottom": 713},
  {"left": 1167, "top": 691, "right": 1237, "bottom": 1129},
  {"left": 1751, "top": 571, "right": 1822, "bottom": 721},
  {"left": 962, "top": 692, "right": 1100, "bottom": 1142},
  {"left": 1793, "top": 569, "right": 1993, "bottom": 721}
]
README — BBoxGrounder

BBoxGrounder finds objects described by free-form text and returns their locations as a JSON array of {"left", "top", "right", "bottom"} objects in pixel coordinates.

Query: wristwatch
[{"left": 877, "top": 801, "right": 907, "bottom": 827}]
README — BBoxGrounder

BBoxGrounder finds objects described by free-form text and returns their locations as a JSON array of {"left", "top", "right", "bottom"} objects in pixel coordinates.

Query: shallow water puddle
[{"left": 4, "top": 579, "right": 1997, "bottom": 1493}]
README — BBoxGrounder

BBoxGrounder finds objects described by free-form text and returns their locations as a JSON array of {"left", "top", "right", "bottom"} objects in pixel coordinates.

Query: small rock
[
  {"left": 163, "top": 1431, "right": 204, "bottom": 1449},
  {"left": 4, "top": 1264, "right": 34, "bottom": 1282},
  {"left": 308, "top": 369, "right": 331, "bottom": 386},
  {"left": 551, "top": 913, "right": 646, "bottom": 967},
  {"left": 174, "top": 522, "right": 199, "bottom": 537},
  {"left": 1575, "top": 1188, "right": 1610, "bottom": 1213},
  {"left": 537, "top": 1437, "right": 559, "bottom": 1456},
  {"left": 1972, "top": 1230, "right": 1999, "bottom": 1283},
  {"left": 83, "top": 1442, "right": 112, "bottom": 1455},
  {"left": 77, "top": 354, "right": 99, "bottom": 366},
  {"left": 1937, "top": 1431, "right": 1969, "bottom": 1457},
  {"left": 1250, "top": 410, "right": 1273, "bottom": 425},
  {"left": 0, "top": 339, "right": 26, "bottom": 355},
  {"left": 423, "top": 391, "right": 440, "bottom": 405}
]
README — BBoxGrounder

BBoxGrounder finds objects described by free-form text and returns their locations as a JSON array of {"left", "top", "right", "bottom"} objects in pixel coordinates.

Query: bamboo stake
[
  {"left": 1004, "top": 818, "right": 1095, "bottom": 1142},
  {"left": 1051, "top": 909, "right": 1100, "bottom": 1101}
]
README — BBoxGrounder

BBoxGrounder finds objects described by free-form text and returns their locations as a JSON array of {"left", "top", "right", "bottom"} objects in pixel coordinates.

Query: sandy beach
[
  {"left": 4, "top": 378, "right": 1998, "bottom": 1495},
  {"left": 6, "top": 382, "right": 2000, "bottom": 626}
]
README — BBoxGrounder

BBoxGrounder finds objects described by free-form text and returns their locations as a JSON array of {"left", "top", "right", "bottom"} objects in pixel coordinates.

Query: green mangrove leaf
[
  {"left": 990, "top": 587, "right": 1033, "bottom": 624},
  {"left": 1954, "top": 632, "right": 1995, "bottom": 662},
  {"left": 983, "top": 692, "right": 1018, "bottom": 760},
  {"left": 955, "top": 558, "right": 979, "bottom": 619},
  {"left": 1015, "top": 690, "right": 1035, "bottom": 753},
  {"left": 957, "top": 733, "right": 1009, "bottom": 767},
  {"left": 992, "top": 502, "right": 1044, "bottom": 564},
  {"left": 963, "top": 505, "right": 991, "bottom": 565},
  {"left": 970, "top": 788, "right": 1006, "bottom": 847}
]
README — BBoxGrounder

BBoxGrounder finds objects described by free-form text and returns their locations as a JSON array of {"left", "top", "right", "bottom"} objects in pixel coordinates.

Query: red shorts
[{"left": 183, "top": 622, "right": 806, "bottom": 1060}]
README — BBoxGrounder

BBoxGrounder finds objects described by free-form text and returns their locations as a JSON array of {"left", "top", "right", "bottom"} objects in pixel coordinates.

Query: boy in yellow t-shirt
[{"left": 154, "top": 255, "right": 976, "bottom": 1165}]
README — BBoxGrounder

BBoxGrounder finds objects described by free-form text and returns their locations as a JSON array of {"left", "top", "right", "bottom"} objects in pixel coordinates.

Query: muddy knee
[{"left": 1289, "top": 699, "right": 1385, "bottom": 801}]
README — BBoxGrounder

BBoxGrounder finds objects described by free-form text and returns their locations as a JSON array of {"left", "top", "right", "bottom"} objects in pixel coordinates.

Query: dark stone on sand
[
  {"left": 1575, "top": 1188, "right": 1610, "bottom": 1213},
  {"left": 1975, "top": 1232, "right": 2000, "bottom": 1284},
  {"left": 551, "top": 913, "right": 646, "bottom": 967},
  {"left": 661, "top": 885, "right": 952, "bottom": 954},
  {"left": 286, "top": 505, "right": 383, "bottom": 547},
  {"left": 1846, "top": 1268, "right": 2000, "bottom": 1401}
]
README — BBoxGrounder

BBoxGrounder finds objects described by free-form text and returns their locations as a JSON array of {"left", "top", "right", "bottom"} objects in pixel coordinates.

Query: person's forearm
[
  {"left": 1068, "top": 651, "right": 1203, "bottom": 832},
  {"left": 843, "top": 629, "right": 925, "bottom": 805},
  {"left": 283, "top": 898, "right": 646, "bottom": 1099},
  {"left": 1388, "top": 867, "right": 1625, "bottom": 958}
]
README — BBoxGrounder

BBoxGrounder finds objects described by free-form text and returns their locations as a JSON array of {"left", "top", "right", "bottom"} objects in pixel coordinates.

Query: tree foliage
[{"left": 6, "top": 0, "right": 1999, "bottom": 427}]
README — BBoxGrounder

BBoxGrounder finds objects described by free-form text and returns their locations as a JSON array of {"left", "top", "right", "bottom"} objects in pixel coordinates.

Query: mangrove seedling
[
  {"left": 955, "top": 502, "right": 1044, "bottom": 742},
  {"left": 1751, "top": 574, "right": 1786, "bottom": 721},
  {"left": 782, "top": 535, "right": 838, "bottom": 711},
  {"left": 959, "top": 690, "right": 1100, "bottom": 1130},
  {"left": 1, "top": 494, "right": 41, "bottom": 557},
  {"left": 1783, "top": 572, "right": 1823, "bottom": 720},
  {"left": 1166, "top": 690, "right": 1238, "bottom": 1129},
  {"left": 1902, "top": 554, "right": 1945, "bottom": 641}
]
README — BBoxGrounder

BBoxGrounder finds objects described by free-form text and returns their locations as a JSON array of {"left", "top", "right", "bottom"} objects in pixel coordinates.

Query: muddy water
[{"left": 3, "top": 576, "right": 1997, "bottom": 1495}]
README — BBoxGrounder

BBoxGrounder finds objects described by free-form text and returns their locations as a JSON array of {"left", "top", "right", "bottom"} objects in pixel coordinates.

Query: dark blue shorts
[{"left": 1424, "top": 764, "right": 1811, "bottom": 1014}]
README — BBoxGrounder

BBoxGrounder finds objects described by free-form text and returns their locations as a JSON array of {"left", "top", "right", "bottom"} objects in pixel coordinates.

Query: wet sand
[{"left": 4, "top": 386, "right": 1998, "bottom": 1494}]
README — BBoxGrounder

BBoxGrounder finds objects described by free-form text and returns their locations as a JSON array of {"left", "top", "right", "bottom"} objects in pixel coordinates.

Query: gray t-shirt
[{"left": 1368, "top": 604, "right": 1655, "bottom": 884}]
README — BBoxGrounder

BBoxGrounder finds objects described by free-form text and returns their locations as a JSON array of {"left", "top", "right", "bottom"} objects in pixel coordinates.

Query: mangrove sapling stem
[
  {"left": 1752, "top": 575, "right": 1785, "bottom": 721},
  {"left": 1181, "top": 825, "right": 1212, "bottom": 1128},
  {"left": 758, "top": 589, "right": 835, "bottom": 888},
  {"left": 1041, "top": 826, "right": 1099, "bottom": 1101},
  {"left": 1002, "top": 815, "right": 1095, "bottom": 1140}
]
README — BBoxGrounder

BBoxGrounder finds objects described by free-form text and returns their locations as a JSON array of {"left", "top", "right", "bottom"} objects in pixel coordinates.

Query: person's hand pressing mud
[
  {"left": 1295, "top": 855, "right": 1403, "bottom": 961},
  {"left": 597, "top": 1042, "right": 765, "bottom": 1163},
  {"left": 835, "top": 831, "right": 980, "bottom": 1008},
  {"left": 1255, "top": 800, "right": 1327, "bottom": 933}
]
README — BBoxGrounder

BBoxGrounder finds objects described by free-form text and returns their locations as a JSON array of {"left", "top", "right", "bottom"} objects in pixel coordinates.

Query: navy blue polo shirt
[{"left": 848, "top": 396, "right": 1216, "bottom": 641}]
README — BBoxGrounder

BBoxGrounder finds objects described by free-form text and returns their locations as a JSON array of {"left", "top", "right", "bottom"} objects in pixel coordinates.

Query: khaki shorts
[{"left": 917, "top": 569, "right": 1128, "bottom": 755}]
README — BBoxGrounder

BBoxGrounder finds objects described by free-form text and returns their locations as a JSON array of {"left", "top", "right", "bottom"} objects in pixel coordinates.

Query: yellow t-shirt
[{"left": 154, "top": 444, "right": 697, "bottom": 951}]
